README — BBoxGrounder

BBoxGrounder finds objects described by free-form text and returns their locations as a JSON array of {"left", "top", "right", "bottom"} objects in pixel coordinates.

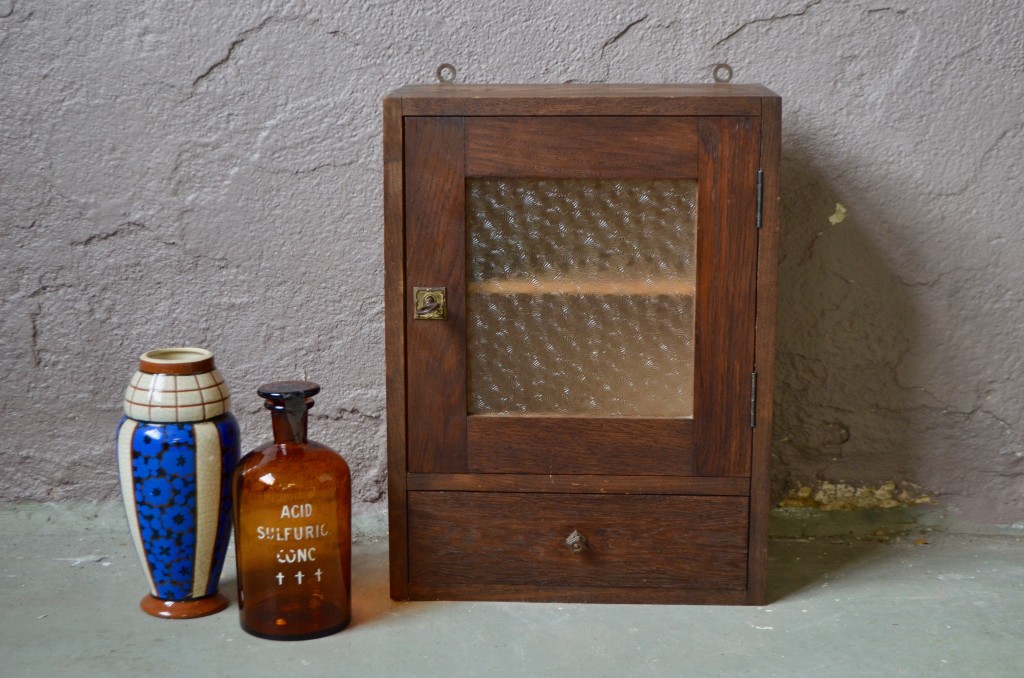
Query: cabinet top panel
[{"left": 385, "top": 84, "right": 778, "bottom": 117}]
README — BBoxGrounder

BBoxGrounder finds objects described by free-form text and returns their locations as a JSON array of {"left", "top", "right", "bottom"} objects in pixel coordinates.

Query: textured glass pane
[{"left": 467, "top": 178, "right": 697, "bottom": 416}]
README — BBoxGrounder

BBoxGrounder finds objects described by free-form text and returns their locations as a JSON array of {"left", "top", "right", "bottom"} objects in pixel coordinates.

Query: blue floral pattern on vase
[{"left": 125, "top": 414, "right": 239, "bottom": 601}]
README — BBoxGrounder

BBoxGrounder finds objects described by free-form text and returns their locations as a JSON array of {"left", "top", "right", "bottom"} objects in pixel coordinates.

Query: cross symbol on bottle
[
  {"left": 315, "top": 568, "right": 323, "bottom": 582},
  {"left": 275, "top": 572, "right": 284, "bottom": 586},
  {"left": 295, "top": 570, "right": 305, "bottom": 585}
]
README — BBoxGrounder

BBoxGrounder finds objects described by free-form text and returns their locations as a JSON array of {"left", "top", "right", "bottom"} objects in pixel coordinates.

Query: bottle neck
[{"left": 271, "top": 407, "right": 309, "bottom": 444}]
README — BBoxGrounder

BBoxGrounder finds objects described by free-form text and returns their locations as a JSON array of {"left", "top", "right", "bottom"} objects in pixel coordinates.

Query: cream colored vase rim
[{"left": 139, "top": 347, "right": 213, "bottom": 365}]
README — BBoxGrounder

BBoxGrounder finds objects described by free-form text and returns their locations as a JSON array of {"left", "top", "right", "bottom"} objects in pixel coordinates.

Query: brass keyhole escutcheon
[{"left": 414, "top": 287, "right": 447, "bottom": 320}]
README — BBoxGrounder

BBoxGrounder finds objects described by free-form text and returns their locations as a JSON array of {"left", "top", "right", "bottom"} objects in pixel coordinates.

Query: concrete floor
[{"left": 2, "top": 503, "right": 1022, "bottom": 677}]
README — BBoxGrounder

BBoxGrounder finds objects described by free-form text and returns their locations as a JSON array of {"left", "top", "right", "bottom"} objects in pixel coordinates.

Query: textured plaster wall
[{"left": 1, "top": 1, "right": 1022, "bottom": 522}]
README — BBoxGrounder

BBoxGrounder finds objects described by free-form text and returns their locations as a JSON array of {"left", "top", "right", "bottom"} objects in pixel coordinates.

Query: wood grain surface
[
  {"left": 382, "top": 96, "right": 409, "bottom": 598},
  {"left": 406, "top": 473, "right": 749, "bottom": 495},
  {"left": 408, "top": 492, "right": 749, "bottom": 593},
  {"left": 693, "top": 116, "right": 760, "bottom": 477},
  {"left": 393, "top": 84, "right": 769, "bottom": 116},
  {"left": 748, "top": 94, "right": 782, "bottom": 604},
  {"left": 385, "top": 85, "right": 780, "bottom": 604},
  {"left": 466, "top": 117, "right": 698, "bottom": 178},
  {"left": 407, "top": 582, "right": 750, "bottom": 605},
  {"left": 467, "top": 416, "right": 693, "bottom": 475},
  {"left": 404, "top": 116, "right": 468, "bottom": 473}
]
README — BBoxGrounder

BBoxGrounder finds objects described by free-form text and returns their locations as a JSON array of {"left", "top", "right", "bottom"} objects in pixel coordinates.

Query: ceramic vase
[{"left": 116, "top": 347, "right": 240, "bottom": 618}]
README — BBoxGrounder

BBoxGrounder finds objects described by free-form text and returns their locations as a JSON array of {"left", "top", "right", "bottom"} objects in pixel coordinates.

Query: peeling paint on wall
[
  {"left": 779, "top": 481, "right": 933, "bottom": 511},
  {"left": 827, "top": 202, "right": 847, "bottom": 225}
]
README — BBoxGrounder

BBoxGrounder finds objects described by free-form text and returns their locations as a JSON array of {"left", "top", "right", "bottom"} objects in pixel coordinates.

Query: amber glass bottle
[{"left": 233, "top": 381, "right": 351, "bottom": 640}]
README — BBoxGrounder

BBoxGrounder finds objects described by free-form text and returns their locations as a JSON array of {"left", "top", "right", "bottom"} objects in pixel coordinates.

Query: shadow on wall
[{"left": 770, "top": 146, "right": 932, "bottom": 512}]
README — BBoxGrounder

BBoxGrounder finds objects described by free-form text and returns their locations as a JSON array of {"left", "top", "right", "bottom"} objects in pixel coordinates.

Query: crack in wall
[
  {"left": 714, "top": 0, "right": 824, "bottom": 47},
  {"left": 865, "top": 6, "right": 907, "bottom": 16},
  {"left": 891, "top": 264, "right": 989, "bottom": 289},
  {"left": 867, "top": 354, "right": 1017, "bottom": 432},
  {"left": 0, "top": 10, "right": 30, "bottom": 50},
  {"left": 596, "top": 15, "right": 648, "bottom": 81},
  {"left": 601, "top": 15, "right": 647, "bottom": 51},
  {"left": 797, "top": 219, "right": 840, "bottom": 264},
  {"left": 71, "top": 220, "right": 234, "bottom": 270},
  {"left": 187, "top": 13, "right": 327, "bottom": 94},
  {"left": 888, "top": 360, "right": 949, "bottom": 409},
  {"left": 927, "top": 122, "right": 1023, "bottom": 198},
  {"left": 562, "top": 15, "right": 653, "bottom": 83},
  {"left": 967, "top": 406, "right": 1014, "bottom": 431},
  {"left": 26, "top": 283, "right": 72, "bottom": 299},
  {"left": 29, "top": 305, "right": 41, "bottom": 368},
  {"left": 191, "top": 15, "right": 276, "bottom": 89},
  {"left": 266, "top": 160, "right": 357, "bottom": 177},
  {"left": 73, "top": 222, "right": 147, "bottom": 247}
]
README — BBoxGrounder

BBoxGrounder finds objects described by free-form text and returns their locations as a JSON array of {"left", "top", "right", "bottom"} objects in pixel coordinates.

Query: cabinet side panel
[
  {"left": 749, "top": 96, "right": 781, "bottom": 604},
  {"left": 404, "top": 117, "right": 468, "bottom": 473},
  {"left": 383, "top": 98, "right": 408, "bottom": 598},
  {"left": 694, "top": 117, "right": 760, "bottom": 476}
]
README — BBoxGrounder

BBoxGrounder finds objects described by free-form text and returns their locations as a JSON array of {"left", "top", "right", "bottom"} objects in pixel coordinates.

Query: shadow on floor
[
  {"left": 350, "top": 541, "right": 399, "bottom": 627},
  {"left": 766, "top": 537, "right": 889, "bottom": 603}
]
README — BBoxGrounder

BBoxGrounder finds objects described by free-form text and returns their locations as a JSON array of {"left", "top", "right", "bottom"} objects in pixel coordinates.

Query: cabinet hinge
[
  {"left": 755, "top": 169, "right": 764, "bottom": 230},
  {"left": 750, "top": 372, "right": 758, "bottom": 428}
]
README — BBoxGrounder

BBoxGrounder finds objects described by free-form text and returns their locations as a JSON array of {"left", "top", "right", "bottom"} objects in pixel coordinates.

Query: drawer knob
[{"left": 565, "top": 529, "right": 589, "bottom": 554}]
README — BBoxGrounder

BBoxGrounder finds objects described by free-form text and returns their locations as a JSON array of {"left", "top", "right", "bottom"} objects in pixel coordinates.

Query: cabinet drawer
[{"left": 407, "top": 492, "right": 748, "bottom": 597}]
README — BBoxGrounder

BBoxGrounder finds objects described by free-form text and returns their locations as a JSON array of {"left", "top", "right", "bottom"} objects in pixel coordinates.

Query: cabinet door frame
[{"left": 402, "top": 114, "right": 759, "bottom": 478}]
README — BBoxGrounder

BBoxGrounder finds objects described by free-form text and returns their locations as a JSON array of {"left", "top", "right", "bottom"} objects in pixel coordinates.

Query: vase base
[{"left": 139, "top": 592, "right": 230, "bottom": 619}]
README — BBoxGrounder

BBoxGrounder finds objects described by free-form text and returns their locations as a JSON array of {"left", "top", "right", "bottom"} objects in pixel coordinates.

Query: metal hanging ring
[
  {"left": 712, "top": 63, "right": 733, "bottom": 83},
  {"left": 436, "top": 63, "right": 457, "bottom": 84}
]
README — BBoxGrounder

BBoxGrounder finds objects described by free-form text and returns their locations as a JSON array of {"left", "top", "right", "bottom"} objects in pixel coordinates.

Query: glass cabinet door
[
  {"left": 404, "top": 115, "right": 758, "bottom": 477},
  {"left": 466, "top": 177, "right": 697, "bottom": 418}
]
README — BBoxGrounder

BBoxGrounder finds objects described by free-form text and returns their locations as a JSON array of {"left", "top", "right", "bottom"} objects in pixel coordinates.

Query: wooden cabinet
[{"left": 384, "top": 84, "right": 780, "bottom": 604}]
